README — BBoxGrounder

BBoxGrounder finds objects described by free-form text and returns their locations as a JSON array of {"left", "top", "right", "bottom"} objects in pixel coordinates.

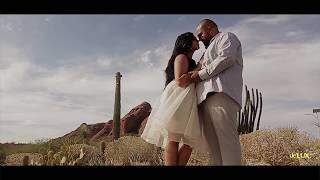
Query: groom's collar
[{"left": 210, "top": 32, "right": 221, "bottom": 44}]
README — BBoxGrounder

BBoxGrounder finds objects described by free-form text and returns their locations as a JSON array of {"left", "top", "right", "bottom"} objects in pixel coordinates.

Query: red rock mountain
[{"left": 55, "top": 101, "right": 151, "bottom": 142}]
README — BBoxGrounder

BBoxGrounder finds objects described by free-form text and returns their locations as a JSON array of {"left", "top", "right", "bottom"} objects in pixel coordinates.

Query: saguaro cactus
[
  {"left": 79, "top": 123, "right": 90, "bottom": 144},
  {"left": 113, "top": 72, "right": 122, "bottom": 140},
  {"left": 23, "top": 155, "right": 29, "bottom": 166},
  {"left": 100, "top": 141, "right": 106, "bottom": 155},
  {"left": 237, "top": 85, "right": 263, "bottom": 135}
]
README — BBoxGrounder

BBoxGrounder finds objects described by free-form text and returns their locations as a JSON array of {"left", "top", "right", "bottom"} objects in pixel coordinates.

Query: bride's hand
[{"left": 176, "top": 73, "right": 192, "bottom": 87}]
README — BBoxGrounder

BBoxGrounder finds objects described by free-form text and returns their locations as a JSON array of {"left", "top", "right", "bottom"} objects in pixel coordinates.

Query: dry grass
[
  {"left": 240, "top": 127, "right": 320, "bottom": 166},
  {"left": 185, "top": 128, "right": 320, "bottom": 166},
  {"left": 2, "top": 128, "right": 319, "bottom": 166},
  {"left": 60, "top": 144, "right": 104, "bottom": 165},
  {"left": 0, "top": 142, "right": 49, "bottom": 156},
  {"left": 188, "top": 150, "right": 210, "bottom": 166},
  {"left": 104, "top": 136, "right": 163, "bottom": 165},
  {"left": 0, "top": 148, "right": 6, "bottom": 165},
  {"left": 41, "top": 144, "right": 104, "bottom": 166},
  {"left": 4, "top": 153, "right": 43, "bottom": 166}
]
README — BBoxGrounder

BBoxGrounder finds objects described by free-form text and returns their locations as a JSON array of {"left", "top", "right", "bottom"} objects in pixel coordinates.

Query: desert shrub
[
  {"left": 104, "top": 136, "right": 162, "bottom": 165},
  {"left": 3, "top": 128, "right": 319, "bottom": 166},
  {"left": 240, "top": 128, "right": 320, "bottom": 165},
  {"left": 5, "top": 153, "right": 42, "bottom": 166},
  {"left": 59, "top": 144, "right": 104, "bottom": 166},
  {"left": 0, "top": 148, "right": 6, "bottom": 164}
]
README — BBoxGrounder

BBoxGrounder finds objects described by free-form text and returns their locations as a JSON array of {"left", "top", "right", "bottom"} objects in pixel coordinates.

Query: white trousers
[{"left": 199, "top": 92, "right": 242, "bottom": 165}]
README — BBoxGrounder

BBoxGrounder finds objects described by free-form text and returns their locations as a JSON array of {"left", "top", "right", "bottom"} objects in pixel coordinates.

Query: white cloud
[
  {"left": 1, "top": 23, "right": 13, "bottom": 32},
  {"left": 97, "top": 56, "right": 112, "bottom": 69},
  {"left": 222, "top": 15, "right": 320, "bottom": 138},
  {"left": 242, "top": 15, "right": 291, "bottom": 25},
  {"left": 0, "top": 88, "right": 113, "bottom": 143},
  {"left": 0, "top": 45, "right": 117, "bottom": 142},
  {"left": 134, "top": 15, "right": 145, "bottom": 22},
  {"left": 286, "top": 31, "right": 305, "bottom": 37},
  {"left": 139, "top": 50, "right": 152, "bottom": 63},
  {"left": 0, "top": 43, "right": 172, "bottom": 142},
  {"left": 135, "top": 45, "right": 172, "bottom": 68},
  {"left": 0, "top": 45, "right": 34, "bottom": 92},
  {"left": 44, "top": 16, "right": 53, "bottom": 22},
  {"left": 0, "top": 15, "right": 24, "bottom": 33},
  {"left": 0, "top": 45, "right": 27, "bottom": 66},
  {"left": 222, "top": 15, "right": 313, "bottom": 53},
  {"left": 153, "top": 45, "right": 172, "bottom": 67},
  {"left": 41, "top": 66, "right": 114, "bottom": 95},
  {"left": 1, "top": 62, "right": 31, "bottom": 91},
  {"left": 177, "top": 16, "right": 185, "bottom": 22},
  {"left": 0, "top": 109, "right": 107, "bottom": 143},
  {"left": 244, "top": 37, "right": 320, "bottom": 102}
]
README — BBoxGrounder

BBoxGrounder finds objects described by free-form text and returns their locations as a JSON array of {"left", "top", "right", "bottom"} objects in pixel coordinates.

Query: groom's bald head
[
  {"left": 196, "top": 19, "right": 219, "bottom": 48},
  {"left": 197, "top": 19, "right": 218, "bottom": 29}
]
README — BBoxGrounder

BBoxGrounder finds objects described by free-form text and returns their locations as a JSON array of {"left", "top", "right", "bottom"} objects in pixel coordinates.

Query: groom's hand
[{"left": 189, "top": 71, "right": 201, "bottom": 83}]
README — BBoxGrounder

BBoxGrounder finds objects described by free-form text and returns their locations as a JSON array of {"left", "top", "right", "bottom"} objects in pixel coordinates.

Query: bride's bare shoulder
[{"left": 175, "top": 54, "right": 189, "bottom": 65}]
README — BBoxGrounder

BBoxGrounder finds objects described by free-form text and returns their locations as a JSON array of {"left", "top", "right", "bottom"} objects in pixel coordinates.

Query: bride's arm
[{"left": 174, "top": 54, "right": 192, "bottom": 87}]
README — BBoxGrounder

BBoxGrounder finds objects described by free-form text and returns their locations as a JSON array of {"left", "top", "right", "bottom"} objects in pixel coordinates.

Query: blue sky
[{"left": 1, "top": 15, "right": 320, "bottom": 143}]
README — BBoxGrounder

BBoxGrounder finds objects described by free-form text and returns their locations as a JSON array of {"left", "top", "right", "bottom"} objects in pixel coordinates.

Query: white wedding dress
[{"left": 141, "top": 80, "right": 206, "bottom": 152}]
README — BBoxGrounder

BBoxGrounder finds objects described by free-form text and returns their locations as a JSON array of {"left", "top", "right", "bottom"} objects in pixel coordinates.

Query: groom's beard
[{"left": 203, "top": 40, "right": 210, "bottom": 48}]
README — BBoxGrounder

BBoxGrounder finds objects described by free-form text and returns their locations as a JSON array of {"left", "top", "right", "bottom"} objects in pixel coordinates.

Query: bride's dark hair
[{"left": 164, "top": 32, "right": 197, "bottom": 88}]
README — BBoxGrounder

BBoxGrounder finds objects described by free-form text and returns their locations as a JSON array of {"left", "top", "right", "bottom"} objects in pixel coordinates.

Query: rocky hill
[{"left": 51, "top": 101, "right": 151, "bottom": 143}]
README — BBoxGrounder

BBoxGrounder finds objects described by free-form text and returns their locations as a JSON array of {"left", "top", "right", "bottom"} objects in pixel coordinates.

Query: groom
[{"left": 189, "top": 19, "right": 243, "bottom": 165}]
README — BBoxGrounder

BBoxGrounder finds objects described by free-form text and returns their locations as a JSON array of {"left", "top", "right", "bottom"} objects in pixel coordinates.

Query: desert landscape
[{"left": 1, "top": 101, "right": 319, "bottom": 166}]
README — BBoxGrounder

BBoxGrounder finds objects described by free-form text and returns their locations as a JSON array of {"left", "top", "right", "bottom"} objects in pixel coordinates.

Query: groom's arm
[
  {"left": 194, "top": 52, "right": 205, "bottom": 71},
  {"left": 195, "top": 33, "right": 240, "bottom": 81}
]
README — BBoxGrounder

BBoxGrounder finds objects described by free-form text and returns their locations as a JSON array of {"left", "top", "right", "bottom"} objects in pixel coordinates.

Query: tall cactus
[
  {"left": 23, "top": 155, "right": 29, "bottom": 166},
  {"left": 113, "top": 72, "right": 122, "bottom": 140},
  {"left": 100, "top": 141, "right": 106, "bottom": 155},
  {"left": 237, "top": 85, "right": 263, "bottom": 135},
  {"left": 79, "top": 123, "right": 90, "bottom": 144}
]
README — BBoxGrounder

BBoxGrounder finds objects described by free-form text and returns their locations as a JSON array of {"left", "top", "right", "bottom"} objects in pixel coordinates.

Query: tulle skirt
[{"left": 141, "top": 81, "right": 205, "bottom": 152}]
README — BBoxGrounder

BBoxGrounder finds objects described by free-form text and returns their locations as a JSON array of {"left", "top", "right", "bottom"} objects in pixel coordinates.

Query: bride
[{"left": 141, "top": 32, "right": 204, "bottom": 166}]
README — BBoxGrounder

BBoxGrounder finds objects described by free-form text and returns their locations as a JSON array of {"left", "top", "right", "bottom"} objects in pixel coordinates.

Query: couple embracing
[{"left": 141, "top": 19, "right": 243, "bottom": 166}]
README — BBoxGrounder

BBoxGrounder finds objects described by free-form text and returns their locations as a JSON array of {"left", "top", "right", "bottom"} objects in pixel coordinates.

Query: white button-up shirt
[{"left": 197, "top": 32, "right": 243, "bottom": 109}]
